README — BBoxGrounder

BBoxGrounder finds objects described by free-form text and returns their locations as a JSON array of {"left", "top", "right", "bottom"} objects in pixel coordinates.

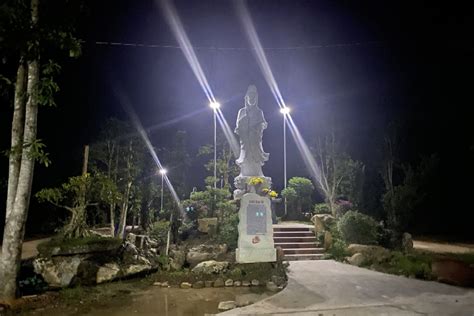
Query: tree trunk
[
  {"left": 0, "top": 0, "right": 40, "bottom": 299},
  {"left": 5, "top": 62, "right": 27, "bottom": 221},
  {"left": 117, "top": 181, "right": 131, "bottom": 238},
  {"left": 63, "top": 207, "right": 89, "bottom": 239}
]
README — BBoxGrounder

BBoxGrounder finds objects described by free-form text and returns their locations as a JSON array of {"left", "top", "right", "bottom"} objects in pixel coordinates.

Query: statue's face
[{"left": 245, "top": 91, "right": 258, "bottom": 107}]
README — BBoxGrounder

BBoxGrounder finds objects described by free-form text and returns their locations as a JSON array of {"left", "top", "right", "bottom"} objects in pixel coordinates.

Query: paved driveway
[{"left": 221, "top": 260, "right": 474, "bottom": 315}]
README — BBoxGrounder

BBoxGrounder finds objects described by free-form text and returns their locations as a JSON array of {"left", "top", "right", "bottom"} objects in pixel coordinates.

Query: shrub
[
  {"left": 338, "top": 211, "right": 379, "bottom": 245},
  {"left": 324, "top": 223, "right": 348, "bottom": 260},
  {"left": 313, "top": 203, "right": 330, "bottom": 214},
  {"left": 217, "top": 210, "right": 239, "bottom": 250},
  {"left": 150, "top": 220, "right": 170, "bottom": 246}
]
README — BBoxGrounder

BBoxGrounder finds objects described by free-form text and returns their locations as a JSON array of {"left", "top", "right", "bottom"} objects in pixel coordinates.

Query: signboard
[{"left": 246, "top": 201, "right": 267, "bottom": 235}]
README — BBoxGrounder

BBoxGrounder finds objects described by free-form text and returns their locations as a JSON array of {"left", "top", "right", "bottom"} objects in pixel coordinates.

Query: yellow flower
[
  {"left": 248, "top": 177, "right": 264, "bottom": 185},
  {"left": 269, "top": 190, "right": 278, "bottom": 198}
]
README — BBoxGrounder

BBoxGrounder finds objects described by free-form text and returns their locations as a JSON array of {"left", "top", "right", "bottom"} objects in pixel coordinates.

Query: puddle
[{"left": 23, "top": 287, "right": 271, "bottom": 316}]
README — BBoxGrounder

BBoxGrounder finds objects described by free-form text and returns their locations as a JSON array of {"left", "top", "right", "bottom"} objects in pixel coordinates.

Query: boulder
[
  {"left": 324, "top": 231, "right": 333, "bottom": 250},
  {"left": 402, "top": 232, "right": 413, "bottom": 253},
  {"left": 225, "top": 279, "right": 234, "bottom": 287},
  {"left": 347, "top": 253, "right": 365, "bottom": 267},
  {"left": 311, "top": 214, "right": 335, "bottom": 233},
  {"left": 186, "top": 244, "right": 228, "bottom": 267},
  {"left": 251, "top": 279, "right": 259, "bottom": 286},
  {"left": 96, "top": 263, "right": 121, "bottom": 284},
  {"left": 33, "top": 256, "right": 85, "bottom": 288},
  {"left": 233, "top": 281, "right": 241, "bottom": 287},
  {"left": 205, "top": 280, "right": 213, "bottom": 287},
  {"left": 242, "top": 280, "right": 251, "bottom": 287},
  {"left": 180, "top": 282, "right": 192, "bottom": 289},
  {"left": 197, "top": 218, "right": 218, "bottom": 234},
  {"left": 169, "top": 249, "right": 186, "bottom": 271},
  {"left": 347, "top": 244, "right": 390, "bottom": 262},
  {"left": 122, "top": 264, "right": 152, "bottom": 276},
  {"left": 191, "top": 260, "right": 229, "bottom": 274},
  {"left": 218, "top": 301, "right": 237, "bottom": 311},
  {"left": 193, "top": 281, "right": 205, "bottom": 289}
]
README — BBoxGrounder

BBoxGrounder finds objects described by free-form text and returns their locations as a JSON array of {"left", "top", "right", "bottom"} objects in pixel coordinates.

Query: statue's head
[{"left": 245, "top": 85, "right": 258, "bottom": 108}]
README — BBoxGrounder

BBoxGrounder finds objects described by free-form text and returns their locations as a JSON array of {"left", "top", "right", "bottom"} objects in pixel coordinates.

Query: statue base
[{"left": 236, "top": 193, "right": 276, "bottom": 263}]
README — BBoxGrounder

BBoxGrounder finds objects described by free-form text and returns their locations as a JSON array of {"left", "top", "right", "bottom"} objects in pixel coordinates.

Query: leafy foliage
[
  {"left": 338, "top": 211, "right": 379, "bottom": 245},
  {"left": 150, "top": 220, "right": 170, "bottom": 246},
  {"left": 281, "top": 177, "right": 314, "bottom": 219},
  {"left": 313, "top": 203, "right": 330, "bottom": 214}
]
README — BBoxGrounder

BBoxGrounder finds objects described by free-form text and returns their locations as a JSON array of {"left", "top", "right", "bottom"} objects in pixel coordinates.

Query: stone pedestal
[{"left": 236, "top": 193, "right": 276, "bottom": 263}]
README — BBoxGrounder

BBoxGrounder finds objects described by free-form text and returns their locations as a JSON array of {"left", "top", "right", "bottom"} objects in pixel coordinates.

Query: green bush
[
  {"left": 338, "top": 211, "right": 379, "bottom": 245},
  {"left": 150, "top": 220, "right": 170, "bottom": 246},
  {"left": 313, "top": 203, "right": 330, "bottom": 214},
  {"left": 217, "top": 210, "right": 239, "bottom": 250},
  {"left": 384, "top": 252, "right": 433, "bottom": 279},
  {"left": 325, "top": 223, "right": 348, "bottom": 260}
]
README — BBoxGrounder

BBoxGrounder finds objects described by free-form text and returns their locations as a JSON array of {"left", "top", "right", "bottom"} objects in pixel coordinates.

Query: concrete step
[
  {"left": 274, "top": 242, "right": 320, "bottom": 249},
  {"left": 273, "top": 231, "right": 315, "bottom": 237},
  {"left": 273, "top": 227, "right": 312, "bottom": 232},
  {"left": 283, "top": 253, "right": 325, "bottom": 261},
  {"left": 282, "top": 247, "right": 325, "bottom": 255},
  {"left": 274, "top": 236, "right": 317, "bottom": 243}
]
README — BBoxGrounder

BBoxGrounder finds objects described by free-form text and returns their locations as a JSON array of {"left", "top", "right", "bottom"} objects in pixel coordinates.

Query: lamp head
[
  {"left": 159, "top": 169, "right": 167, "bottom": 175},
  {"left": 209, "top": 101, "right": 221, "bottom": 110},
  {"left": 280, "top": 107, "right": 291, "bottom": 115}
]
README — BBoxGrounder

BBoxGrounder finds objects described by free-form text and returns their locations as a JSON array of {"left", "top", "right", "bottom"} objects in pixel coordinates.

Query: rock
[
  {"left": 218, "top": 301, "right": 237, "bottom": 311},
  {"left": 193, "top": 281, "right": 205, "bottom": 289},
  {"left": 236, "top": 293, "right": 265, "bottom": 307},
  {"left": 213, "top": 278, "right": 225, "bottom": 287},
  {"left": 180, "top": 282, "right": 192, "bottom": 289},
  {"left": 123, "top": 264, "right": 152, "bottom": 276},
  {"left": 234, "top": 281, "right": 241, "bottom": 287},
  {"left": 96, "top": 263, "right": 121, "bottom": 284},
  {"left": 153, "top": 282, "right": 162, "bottom": 286},
  {"left": 33, "top": 256, "right": 85, "bottom": 288},
  {"left": 402, "top": 232, "right": 413, "bottom": 253},
  {"left": 225, "top": 279, "right": 234, "bottom": 287},
  {"left": 161, "top": 281, "right": 169, "bottom": 288},
  {"left": 205, "top": 280, "right": 213, "bottom": 287},
  {"left": 324, "top": 231, "right": 333, "bottom": 250},
  {"left": 432, "top": 260, "right": 474, "bottom": 287},
  {"left": 170, "top": 249, "right": 186, "bottom": 271},
  {"left": 121, "top": 242, "right": 140, "bottom": 265},
  {"left": 251, "top": 279, "right": 259, "bottom": 286},
  {"left": 186, "top": 244, "right": 228, "bottom": 267},
  {"left": 197, "top": 218, "right": 218, "bottom": 233},
  {"left": 347, "top": 244, "right": 390, "bottom": 262},
  {"left": 242, "top": 280, "right": 251, "bottom": 287},
  {"left": 192, "top": 260, "right": 229, "bottom": 274},
  {"left": 126, "top": 233, "right": 137, "bottom": 244},
  {"left": 347, "top": 253, "right": 365, "bottom": 267},
  {"left": 266, "top": 281, "right": 279, "bottom": 292},
  {"left": 311, "top": 214, "right": 335, "bottom": 233}
]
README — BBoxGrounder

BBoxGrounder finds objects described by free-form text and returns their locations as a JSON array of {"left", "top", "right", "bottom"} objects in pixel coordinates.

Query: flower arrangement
[
  {"left": 262, "top": 188, "right": 278, "bottom": 198},
  {"left": 247, "top": 177, "right": 265, "bottom": 186}
]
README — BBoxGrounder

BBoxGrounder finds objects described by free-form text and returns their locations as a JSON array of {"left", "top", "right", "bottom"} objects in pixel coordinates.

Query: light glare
[
  {"left": 209, "top": 102, "right": 221, "bottom": 109},
  {"left": 280, "top": 107, "right": 291, "bottom": 115},
  {"left": 159, "top": 169, "right": 167, "bottom": 175}
]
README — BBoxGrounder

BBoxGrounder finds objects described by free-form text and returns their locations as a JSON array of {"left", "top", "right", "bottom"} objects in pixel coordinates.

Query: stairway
[{"left": 273, "top": 225, "right": 325, "bottom": 261}]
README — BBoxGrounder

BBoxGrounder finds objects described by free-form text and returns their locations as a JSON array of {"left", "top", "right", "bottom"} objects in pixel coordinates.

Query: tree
[
  {"left": 1, "top": 0, "right": 82, "bottom": 302},
  {"left": 281, "top": 177, "right": 314, "bottom": 219},
  {"left": 198, "top": 134, "right": 238, "bottom": 190},
  {"left": 35, "top": 174, "right": 114, "bottom": 238},
  {"left": 312, "top": 132, "right": 364, "bottom": 217}
]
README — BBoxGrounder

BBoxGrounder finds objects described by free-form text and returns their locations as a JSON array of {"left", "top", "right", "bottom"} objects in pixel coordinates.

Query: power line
[{"left": 93, "top": 40, "right": 386, "bottom": 51}]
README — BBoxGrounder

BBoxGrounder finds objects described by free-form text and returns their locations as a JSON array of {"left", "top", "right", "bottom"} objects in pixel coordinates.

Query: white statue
[{"left": 235, "top": 85, "right": 269, "bottom": 177}]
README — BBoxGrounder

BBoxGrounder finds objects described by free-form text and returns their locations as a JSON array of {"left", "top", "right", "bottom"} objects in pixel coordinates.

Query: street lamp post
[
  {"left": 209, "top": 102, "right": 221, "bottom": 190},
  {"left": 280, "top": 106, "right": 290, "bottom": 216},
  {"left": 159, "top": 168, "right": 167, "bottom": 213}
]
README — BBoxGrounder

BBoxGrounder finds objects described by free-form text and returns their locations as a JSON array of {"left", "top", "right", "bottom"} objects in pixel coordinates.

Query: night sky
[{"left": 1, "top": 0, "right": 473, "bottom": 237}]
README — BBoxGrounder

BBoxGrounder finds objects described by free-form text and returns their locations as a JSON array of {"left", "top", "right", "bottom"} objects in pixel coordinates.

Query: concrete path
[{"left": 221, "top": 260, "right": 474, "bottom": 315}]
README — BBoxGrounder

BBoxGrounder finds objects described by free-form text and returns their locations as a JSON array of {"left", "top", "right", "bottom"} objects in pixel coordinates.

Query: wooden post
[{"left": 82, "top": 145, "right": 89, "bottom": 175}]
